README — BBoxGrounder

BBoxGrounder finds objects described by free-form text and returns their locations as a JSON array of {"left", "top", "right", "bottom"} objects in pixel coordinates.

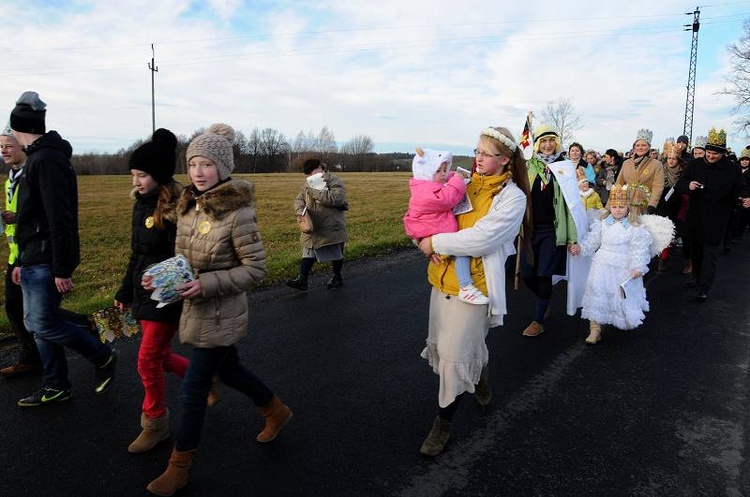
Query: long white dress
[{"left": 578, "top": 215, "right": 652, "bottom": 330}]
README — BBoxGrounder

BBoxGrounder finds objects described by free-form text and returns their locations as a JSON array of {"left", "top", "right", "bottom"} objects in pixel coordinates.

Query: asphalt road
[{"left": 1, "top": 243, "right": 749, "bottom": 497}]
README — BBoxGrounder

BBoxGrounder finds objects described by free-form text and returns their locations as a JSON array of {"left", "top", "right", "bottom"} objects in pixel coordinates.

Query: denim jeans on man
[
  {"left": 176, "top": 345, "right": 273, "bottom": 451},
  {"left": 21, "top": 264, "right": 111, "bottom": 390}
]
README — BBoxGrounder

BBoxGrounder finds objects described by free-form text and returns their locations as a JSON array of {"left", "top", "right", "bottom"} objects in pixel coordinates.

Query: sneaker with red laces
[{"left": 458, "top": 285, "right": 489, "bottom": 305}]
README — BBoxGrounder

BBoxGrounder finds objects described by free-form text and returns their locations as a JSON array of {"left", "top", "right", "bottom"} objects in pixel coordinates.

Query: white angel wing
[{"left": 639, "top": 214, "right": 675, "bottom": 257}]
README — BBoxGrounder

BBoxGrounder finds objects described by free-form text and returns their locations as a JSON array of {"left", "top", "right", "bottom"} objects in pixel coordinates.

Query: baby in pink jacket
[{"left": 403, "top": 148, "right": 488, "bottom": 305}]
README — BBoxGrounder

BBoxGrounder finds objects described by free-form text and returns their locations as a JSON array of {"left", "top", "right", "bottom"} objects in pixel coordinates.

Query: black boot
[{"left": 286, "top": 277, "right": 308, "bottom": 291}]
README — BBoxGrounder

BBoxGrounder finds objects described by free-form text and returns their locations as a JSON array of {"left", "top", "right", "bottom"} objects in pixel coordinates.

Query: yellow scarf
[{"left": 427, "top": 172, "right": 510, "bottom": 295}]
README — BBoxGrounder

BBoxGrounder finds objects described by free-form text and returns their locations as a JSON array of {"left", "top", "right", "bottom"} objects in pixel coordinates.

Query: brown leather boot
[
  {"left": 420, "top": 416, "right": 451, "bottom": 456},
  {"left": 129, "top": 410, "right": 170, "bottom": 454},
  {"left": 585, "top": 321, "right": 602, "bottom": 345},
  {"left": 522, "top": 321, "right": 544, "bottom": 337},
  {"left": 475, "top": 366, "right": 492, "bottom": 406},
  {"left": 146, "top": 448, "right": 195, "bottom": 496},
  {"left": 256, "top": 395, "right": 293, "bottom": 443}
]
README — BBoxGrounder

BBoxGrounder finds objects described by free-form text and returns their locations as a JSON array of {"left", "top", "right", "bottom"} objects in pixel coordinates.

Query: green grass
[{"left": 0, "top": 172, "right": 414, "bottom": 334}]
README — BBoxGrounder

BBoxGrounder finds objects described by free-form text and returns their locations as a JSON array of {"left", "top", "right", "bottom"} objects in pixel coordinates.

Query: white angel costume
[{"left": 578, "top": 215, "right": 653, "bottom": 330}]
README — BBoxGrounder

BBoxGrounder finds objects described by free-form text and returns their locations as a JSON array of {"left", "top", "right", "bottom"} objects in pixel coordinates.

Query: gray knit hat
[{"left": 186, "top": 123, "right": 235, "bottom": 180}]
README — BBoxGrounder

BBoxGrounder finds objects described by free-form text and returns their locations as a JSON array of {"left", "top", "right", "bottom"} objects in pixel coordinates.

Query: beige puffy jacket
[{"left": 175, "top": 179, "right": 266, "bottom": 347}]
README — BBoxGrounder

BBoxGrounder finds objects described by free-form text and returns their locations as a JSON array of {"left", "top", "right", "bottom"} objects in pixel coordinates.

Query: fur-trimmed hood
[{"left": 178, "top": 179, "right": 255, "bottom": 219}]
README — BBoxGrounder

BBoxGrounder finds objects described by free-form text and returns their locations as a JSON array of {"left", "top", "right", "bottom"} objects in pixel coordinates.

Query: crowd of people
[{"left": 1, "top": 89, "right": 750, "bottom": 494}]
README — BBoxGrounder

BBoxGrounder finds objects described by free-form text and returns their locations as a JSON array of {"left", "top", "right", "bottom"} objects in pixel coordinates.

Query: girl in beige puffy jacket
[{"left": 145, "top": 124, "right": 292, "bottom": 497}]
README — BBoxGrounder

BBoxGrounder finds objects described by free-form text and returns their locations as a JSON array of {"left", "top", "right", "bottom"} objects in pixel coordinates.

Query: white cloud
[{"left": 0, "top": 0, "right": 747, "bottom": 154}]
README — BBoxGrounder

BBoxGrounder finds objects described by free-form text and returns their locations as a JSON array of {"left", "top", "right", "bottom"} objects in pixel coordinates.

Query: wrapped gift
[
  {"left": 93, "top": 307, "right": 141, "bottom": 343},
  {"left": 144, "top": 254, "right": 195, "bottom": 308}
]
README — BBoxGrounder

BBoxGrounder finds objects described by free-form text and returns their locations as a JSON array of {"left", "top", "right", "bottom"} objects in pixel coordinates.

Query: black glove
[{"left": 646, "top": 205, "right": 656, "bottom": 215}]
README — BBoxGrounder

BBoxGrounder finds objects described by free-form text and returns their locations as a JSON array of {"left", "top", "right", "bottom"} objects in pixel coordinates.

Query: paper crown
[
  {"left": 609, "top": 184, "right": 630, "bottom": 207},
  {"left": 741, "top": 148, "right": 750, "bottom": 159},
  {"left": 662, "top": 138, "right": 676, "bottom": 159},
  {"left": 635, "top": 129, "right": 653, "bottom": 145},
  {"left": 706, "top": 127, "right": 727, "bottom": 153},
  {"left": 694, "top": 135, "right": 707, "bottom": 149},
  {"left": 576, "top": 167, "right": 587, "bottom": 184},
  {"left": 609, "top": 183, "right": 651, "bottom": 208}
]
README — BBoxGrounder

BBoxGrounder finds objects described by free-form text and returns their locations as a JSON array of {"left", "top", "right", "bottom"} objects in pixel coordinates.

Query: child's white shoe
[{"left": 458, "top": 285, "right": 489, "bottom": 305}]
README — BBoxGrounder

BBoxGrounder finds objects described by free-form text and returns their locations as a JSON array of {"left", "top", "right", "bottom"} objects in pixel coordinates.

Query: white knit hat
[
  {"left": 411, "top": 148, "right": 452, "bottom": 181},
  {"left": 186, "top": 123, "right": 236, "bottom": 180}
]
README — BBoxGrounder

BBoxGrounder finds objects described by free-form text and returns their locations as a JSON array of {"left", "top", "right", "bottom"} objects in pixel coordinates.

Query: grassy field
[{"left": 0, "top": 172, "right": 415, "bottom": 334}]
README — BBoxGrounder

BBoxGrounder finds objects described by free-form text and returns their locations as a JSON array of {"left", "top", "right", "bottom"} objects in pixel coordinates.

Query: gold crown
[
  {"left": 609, "top": 184, "right": 630, "bottom": 207},
  {"left": 609, "top": 183, "right": 651, "bottom": 209},
  {"left": 663, "top": 138, "right": 676, "bottom": 159},
  {"left": 707, "top": 127, "right": 727, "bottom": 148}
]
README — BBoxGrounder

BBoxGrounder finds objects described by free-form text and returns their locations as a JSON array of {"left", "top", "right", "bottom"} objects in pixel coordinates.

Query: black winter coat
[
  {"left": 115, "top": 185, "right": 183, "bottom": 322},
  {"left": 676, "top": 156, "right": 749, "bottom": 245},
  {"left": 15, "top": 131, "right": 79, "bottom": 277}
]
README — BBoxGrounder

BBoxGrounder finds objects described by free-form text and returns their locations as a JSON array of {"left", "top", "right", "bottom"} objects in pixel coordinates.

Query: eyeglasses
[
  {"left": 473, "top": 148, "right": 501, "bottom": 159},
  {"left": 0, "top": 144, "right": 16, "bottom": 150}
]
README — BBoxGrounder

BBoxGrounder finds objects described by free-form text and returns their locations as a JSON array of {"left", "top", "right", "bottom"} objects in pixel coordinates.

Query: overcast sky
[{"left": 1, "top": 0, "right": 749, "bottom": 156}]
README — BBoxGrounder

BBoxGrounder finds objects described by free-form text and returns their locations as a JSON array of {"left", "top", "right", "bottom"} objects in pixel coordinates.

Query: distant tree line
[{"left": 72, "top": 125, "right": 416, "bottom": 175}]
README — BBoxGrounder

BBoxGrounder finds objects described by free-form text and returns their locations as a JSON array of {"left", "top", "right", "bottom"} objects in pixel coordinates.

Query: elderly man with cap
[
  {"left": 520, "top": 124, "right": 590, "bottom": 338},
  {"left": 676, "top": 127, "right": 750, "bottom": 302},
  {"left": 614, "top": 129, "right": 664, "bottom": 216},
  {"left": 9, "top": 91, "right": 116, "bottom": 406}
]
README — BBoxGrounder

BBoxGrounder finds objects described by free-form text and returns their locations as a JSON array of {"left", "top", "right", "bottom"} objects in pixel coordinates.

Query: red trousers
[{"left": 138, "top": 320, "right": 189, "bottom": 418}]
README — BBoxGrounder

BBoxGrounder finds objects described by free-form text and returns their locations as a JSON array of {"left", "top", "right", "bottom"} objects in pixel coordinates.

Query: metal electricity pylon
[{"left": 683, "top": 8, "right": 700, "bottom": 142}]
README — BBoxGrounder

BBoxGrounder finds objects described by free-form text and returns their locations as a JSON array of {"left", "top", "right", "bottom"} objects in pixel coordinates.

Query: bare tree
[
  {"left": 258, "top": 128, "right": 289, "bottom": 173},
  {"left": 317, "top": 126, "right": 338, "bottom": 163},
  {"left": 723, "top": 20, "right": 750, "bottom": 133},
  {"left": 540, "top": 97, "right": 583, "bottom": 148},
  {"left": 340, "top": 134, "right": 374, "bottom": 171}
]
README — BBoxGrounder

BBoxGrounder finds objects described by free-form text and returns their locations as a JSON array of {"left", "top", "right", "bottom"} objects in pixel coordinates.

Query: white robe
[{"left": 547, "top": 159, "right": 593, "bottom": 315}]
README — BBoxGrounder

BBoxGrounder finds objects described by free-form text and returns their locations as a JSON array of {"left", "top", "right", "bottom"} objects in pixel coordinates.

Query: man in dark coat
[
  {"left": 676, "top": 128, "right": 750, "bottom": 302},
  {"left": 9, "top": 91, "right": 116, "bottom": 406}
]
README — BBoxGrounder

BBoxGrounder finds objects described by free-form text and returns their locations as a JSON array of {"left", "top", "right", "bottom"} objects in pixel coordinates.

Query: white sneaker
[{"left": 458, "top": 285, "right": 489, "bottom": 305}]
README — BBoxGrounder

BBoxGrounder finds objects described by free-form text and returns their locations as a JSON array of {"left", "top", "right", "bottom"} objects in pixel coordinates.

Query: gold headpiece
[
  {"left": 706, "top": 127, "right": 727, "bottom": 153},
  {"left": 609, "top": 183, "right": 651, "bottom": 209},
  {"left": 609, "top": 184, "right": 630, "bottom": 208},
  {"left": 663, "top": 138, "right": 676, "bottom": 159}
]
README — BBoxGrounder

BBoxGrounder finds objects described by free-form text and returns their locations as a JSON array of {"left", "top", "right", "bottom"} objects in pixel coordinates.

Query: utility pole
[
  {"left": 148, "top": 44, "right": 158, "bottom": 134},
  {"left": 683, "top": 7, "right": 700, "bottom": 142}
]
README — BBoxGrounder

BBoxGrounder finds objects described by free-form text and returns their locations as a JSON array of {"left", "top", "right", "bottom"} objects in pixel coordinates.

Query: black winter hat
[
  {"left": 10, "top": 91, "right": 46, "bottom": 134},
  {"left": 129, "top": 128, "right": 178, "bottom": 185},
  {"left": 302, "top": 158, "right": 323, "bottom": 175}
]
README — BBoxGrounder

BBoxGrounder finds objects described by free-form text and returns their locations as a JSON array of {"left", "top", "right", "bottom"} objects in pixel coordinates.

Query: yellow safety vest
[{"left": 5, "top": 175, "right": 19, "bottom": 265}]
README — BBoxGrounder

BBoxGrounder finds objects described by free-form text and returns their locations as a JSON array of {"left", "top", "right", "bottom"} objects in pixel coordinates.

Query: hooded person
[
  {"left": 521, "top": 124, "right": 591, "bottom": 337},
  {"left": 675, "top": 127, "right": 750, "bottom": 302},
  {"left": 146, "top": 123, "right": 293, "bottom": 495},
  {"left": 114, "top": 128, "right": 192, "bottom": 454},
  {"left": 614, "top": 129, "right": 665, "bottom": 216},
  {"left": 10, "top": 91, "right": 117, "bottom": 408}
]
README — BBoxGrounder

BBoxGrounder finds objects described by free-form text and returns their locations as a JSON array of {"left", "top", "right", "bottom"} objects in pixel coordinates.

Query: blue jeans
[
  {"left": 21, "top": 264, "right": 111, "bottom": 390},
  {"left": 176, "top": 345, "right": 274, "bottom": 451}
]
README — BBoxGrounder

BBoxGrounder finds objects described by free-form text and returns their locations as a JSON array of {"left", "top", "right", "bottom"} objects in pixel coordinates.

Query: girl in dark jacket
[{"left": 115, "top": 129, "right": 189, "bottom": 453}]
